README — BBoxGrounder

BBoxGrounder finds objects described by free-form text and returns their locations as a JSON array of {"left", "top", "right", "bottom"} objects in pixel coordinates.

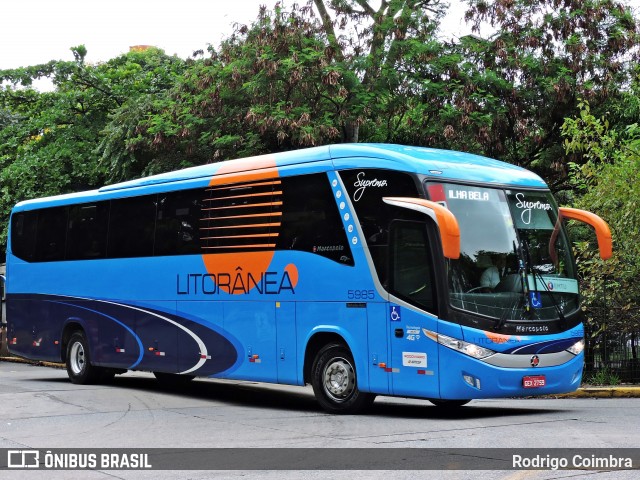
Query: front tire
[
  {"left": 311, "top": 343, "right": 375, "bottom": 414},
  {"left": 66, "top": 331, "right": 102, "bottom": 384}
]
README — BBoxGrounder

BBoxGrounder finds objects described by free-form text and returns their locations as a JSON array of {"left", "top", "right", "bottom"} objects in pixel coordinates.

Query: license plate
[{"left": 523, "top": 375, "right": 546, "bottom": 388}]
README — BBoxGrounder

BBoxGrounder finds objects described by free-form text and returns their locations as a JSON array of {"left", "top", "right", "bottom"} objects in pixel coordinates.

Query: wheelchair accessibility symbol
[
  {"left": 390, "top": 305, "right": 402, "bottom": 322},
  {"left": 529, "top": 292, "right": 542, "bottom": 309}
]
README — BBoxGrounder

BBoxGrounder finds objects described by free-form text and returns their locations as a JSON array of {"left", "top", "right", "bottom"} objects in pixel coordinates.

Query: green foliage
[
  {"left": 0, "top": 46, "right": 187, "bottom": 251},
  {"left": 584, "top": 367, "right": 621, "bottom": 386},
  {"left": 128, "top": 1, "right": 449, "bottom": 163},
  {"left": 430, "top": 0, "right": 640, "bottom": 188},
  {"left": 2, "top": 0, "right": 640, "bottom": 266},
  {"left": 562, "top": 100, "right": 640, "bottom": 345}
]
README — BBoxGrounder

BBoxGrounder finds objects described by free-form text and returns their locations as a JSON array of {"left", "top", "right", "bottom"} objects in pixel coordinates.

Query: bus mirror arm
[
  {"left": 558, "top": 207, "right": 613, "bottom": 260},
  {"left": 382, "top": 197, "right": 461, "bottom": 259}
]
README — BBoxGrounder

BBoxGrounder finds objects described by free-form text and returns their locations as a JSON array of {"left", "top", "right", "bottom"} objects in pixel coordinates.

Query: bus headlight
[
  {"left": 566, "top": 339, "right": 585, "bottom": 356},
  {"left": 424, "top": 330, "right": 495, "bottom": 359}
]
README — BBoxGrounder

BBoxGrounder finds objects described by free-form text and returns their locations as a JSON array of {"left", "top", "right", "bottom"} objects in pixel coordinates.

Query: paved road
[{"left": 1, "top": 361, "right": 638, "bottom": 479}]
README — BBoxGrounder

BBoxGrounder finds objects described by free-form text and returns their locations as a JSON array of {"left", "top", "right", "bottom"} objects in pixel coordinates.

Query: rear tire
[
  {"left": 311, "top": 343, "right": 375, "bottom": 414},
  {"left": 66, "top": 331, "right": 102, "bottom": 384}
]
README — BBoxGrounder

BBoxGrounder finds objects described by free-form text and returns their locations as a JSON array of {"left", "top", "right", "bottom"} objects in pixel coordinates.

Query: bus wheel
[
  {"left": 66, "top": 331, "right": 101, "bottom": 385},
  {"left": 311, "top": 343, "right": 374, "bottom": 414},
  {"left": 428, "top": 399, "right": 471, "bottom": 408}
]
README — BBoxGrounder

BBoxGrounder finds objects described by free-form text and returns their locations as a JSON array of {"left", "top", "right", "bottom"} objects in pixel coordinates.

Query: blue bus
[{"left": 5, "top": 144, "right": 611, "bottom": 413}]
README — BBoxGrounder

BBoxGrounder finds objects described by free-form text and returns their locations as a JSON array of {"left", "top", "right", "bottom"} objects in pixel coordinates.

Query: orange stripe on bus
[
  {"left": 202, "top": 233, "right": 279, "bottom": 240},
  {"left": 202, "top": 201, "right": 283, "bottom": 211},
  {"left": 207, "top": 191, "right": 282, "bottom": 202},
  {"left": 206, "top": 179, "right": 281, "bottom": 191},
  {"left": 201, "top": 212, "right": 282, "bottom": 222},
  {"left": 204, "top": 157, "right": 280, "bottom": 294},
  {"left": 200, "top": 222, "right": 281, "bottom": 231},
  {"left": 202, "top": 244, "right": 276, "bottom": 250}
]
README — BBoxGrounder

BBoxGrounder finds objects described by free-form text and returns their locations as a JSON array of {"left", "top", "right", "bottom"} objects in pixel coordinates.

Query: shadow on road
[{"left": 28, "top": 371, "right": 567, "bottom": 420}]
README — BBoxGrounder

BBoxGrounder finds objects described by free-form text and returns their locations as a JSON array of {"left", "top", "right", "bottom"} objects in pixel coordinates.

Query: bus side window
[
  {"left": 108, "top": 195, "right": 156, "bottom": 258},
  {"left": 155, "top": 190, "right": 202, "bottom": 256},
  {"left": 339, "top": 169, "right": 421, "bottom": 287},
  {"left": 389, "top": 221, "right": 437, "bottom": 315},
  {"left": 34, "top": 207, "right": 68, "bottom": 262},
  {"left": 66, "top": 203, "right": 109, "bottom": 260},
  {"left": 10, "top": 211, "right": 38, "bottom": 262},
  {"left": 277, "top": 174, "right": 353, "bottom": 265}
]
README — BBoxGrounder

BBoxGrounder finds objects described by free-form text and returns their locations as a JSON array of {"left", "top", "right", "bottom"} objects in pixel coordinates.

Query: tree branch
[
  {"left": 313, "top": 0, "right": 345, "bottom": 62},
  {"left": 353, "top": 0, "right": 376, "bottom": 17}
]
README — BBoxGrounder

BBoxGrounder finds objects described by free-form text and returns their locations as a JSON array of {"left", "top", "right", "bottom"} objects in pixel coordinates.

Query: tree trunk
[{"left": 343, "top": 120, "right": 359, "bottom": 143}]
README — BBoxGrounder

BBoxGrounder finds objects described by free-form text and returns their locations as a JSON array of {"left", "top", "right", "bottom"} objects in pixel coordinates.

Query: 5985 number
[{"left": 347, "top": 289, "right": 375, "bottom": 300}]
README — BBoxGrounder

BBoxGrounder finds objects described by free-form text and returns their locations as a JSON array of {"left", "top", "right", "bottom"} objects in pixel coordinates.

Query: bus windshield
[{"left": 426, "top": 183, "right": 579, "bottom": 322}]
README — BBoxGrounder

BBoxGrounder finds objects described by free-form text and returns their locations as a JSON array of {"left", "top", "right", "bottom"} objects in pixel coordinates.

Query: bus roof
[
  {"left": 13, "top": 144, "right": 547, "bottom": 210},
  {"left": 329, "top": 144, "right": 546, "bottom": 187}
]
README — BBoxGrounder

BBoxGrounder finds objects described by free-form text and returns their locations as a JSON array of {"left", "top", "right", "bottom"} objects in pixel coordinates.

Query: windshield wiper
[
  {"left": 515, "top": 240, "right": 534, "bottom": 314},
  {"left": 521, "top": 237, "right": 567, "bottom": 328}
]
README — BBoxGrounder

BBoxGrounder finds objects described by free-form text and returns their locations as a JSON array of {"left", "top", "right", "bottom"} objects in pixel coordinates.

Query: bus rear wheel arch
[{"left": 310, "top": 343, "right": 375, "bottom": 414}]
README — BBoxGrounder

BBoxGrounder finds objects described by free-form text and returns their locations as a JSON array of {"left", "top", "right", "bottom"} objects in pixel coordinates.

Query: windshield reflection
[{"left": 426, "top": 183, "right": 579, "bottom": 322}]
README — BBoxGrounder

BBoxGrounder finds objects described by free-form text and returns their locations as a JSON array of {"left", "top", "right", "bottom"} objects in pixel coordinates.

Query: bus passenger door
[
  {"left": 388, "top": 220, "right": 440, "bottom": 398},
  {"left": 367, "top": 302, "right": 390, "bottom": 394}
]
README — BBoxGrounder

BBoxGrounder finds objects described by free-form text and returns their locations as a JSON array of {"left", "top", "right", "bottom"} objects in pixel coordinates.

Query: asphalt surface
[
  {"left": 1, "top": 359, "right": 639, "bottom": 480},
  {"left": 2, "top": 353, "right": 638, "bottom": 398}
]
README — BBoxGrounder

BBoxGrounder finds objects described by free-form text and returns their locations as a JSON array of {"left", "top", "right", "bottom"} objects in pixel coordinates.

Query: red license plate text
[{"left": 523, "top": 375, "right": 546, "bottom": 388}]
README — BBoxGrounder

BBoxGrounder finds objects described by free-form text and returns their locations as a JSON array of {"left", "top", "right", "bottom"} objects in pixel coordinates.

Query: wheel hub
[
  {"left": 323, "top": 358, "right": 355, "bottom": 401},
  {"left": 69, "top": 341, "right": 86, "bottom": 375}
]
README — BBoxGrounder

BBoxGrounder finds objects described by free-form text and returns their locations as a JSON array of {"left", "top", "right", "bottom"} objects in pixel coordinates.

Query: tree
[
  {"left": 0, "top": 46, "right": 186, "bottom": 248},
  {"left": 428, "top": 0, "right": 640, "bottom": 188},
  {"left": 562, "top": 100, "right": 640, "bottom": 369},
  {"left": 127, "top": 1, "right": 448, "bottom": 164}
]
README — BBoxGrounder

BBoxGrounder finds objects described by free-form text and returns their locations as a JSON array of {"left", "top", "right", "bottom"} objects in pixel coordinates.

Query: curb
[
  {"left": 0, "top": 356, "right": 64, "bottom": 369},
  {"left": 558, "top": 387, "right": 640, "bottom": 399}
]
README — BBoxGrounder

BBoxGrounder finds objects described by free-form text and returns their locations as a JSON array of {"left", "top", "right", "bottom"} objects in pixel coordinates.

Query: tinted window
[
  {"left": 10, "top": 211, "right": 38, "bottom": 261},
  {"left": 278, "top": 174, "right": 353, "bottom": 264},
  {"left": 390, "top": 221, "right": 437, "bottom": 315},
  {"left": 340, "top": 169, "right": 420, "bottom": 284},
  {"left": 108, "top": 195, "right": 157, "bottom": 258},
  {"left": 14, "top": 174, "right": 354, "bottom": 263},
  {"left": 202, "top": 173, "right": 353, "bottom": 264},
  {"left": 34, "top": 207, "right": 67, "bottom": 262},
  {"left": 66, "top": 203, "right": 109, "bottom": 260},
  {"left": 155, "top": 190, "right": 202, "bottom": 256}
]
